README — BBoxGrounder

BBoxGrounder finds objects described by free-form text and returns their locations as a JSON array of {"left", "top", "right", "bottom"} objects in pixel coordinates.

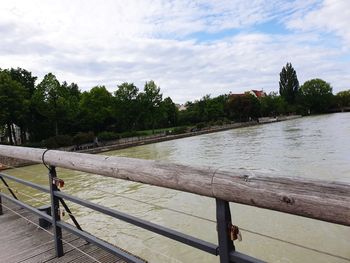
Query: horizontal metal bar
[
  {"left": 57, "top": 221, "right": 144, "bottom": 263},
  {"left": 0, "top": 192, "right": 52, "bottom": 222},
  {"left": 0, "top": 173, "right": 49, "bottom": 193},
  {"left": 55, "top": 191, "right": 218, "bottom": 255},
  {"left": 230, "top": 251, "right": 265, "bottom": 263}
]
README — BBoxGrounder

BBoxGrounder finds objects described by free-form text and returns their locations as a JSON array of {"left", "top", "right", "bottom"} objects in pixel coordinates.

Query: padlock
[
  {"left": 229, "top": 224, "right": 242, "bottom": 241},
  {"left": 52, "top": 178, "right": 64, "bottom": 189}
]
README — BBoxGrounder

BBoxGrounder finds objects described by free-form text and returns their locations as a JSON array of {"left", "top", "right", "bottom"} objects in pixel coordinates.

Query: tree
[
  {"left": 33, "top": 73, "right": 63, "bottom": 136},
  {"left": 300, "top": 78, "right": 333, "bottom": 113},
  {"left": 0, "top": 71, "right": 28, "bottom": 144},
  {"left": 114, "top": 82, "right": 139, "bottom": 131},
  {"left": 260, "top": 92, "right": 288, "bottom": 116},
  {"left": 226, "top": 93, "right": 260, "bottom": 121},
  {"left": 335, "top": 90, "right": 350, "bottom": 110},
  {"left": 7, "top": 68, "right": 37, "bottom": 143},
  {"left": 159, "top": 97, "right": 178, "bottom": 127},
  {"left": 79, "top": 86, "right": 114, "bottom": 133},
  {"left": 279, "top": 63, "right": 299, "bottom": 104},
  {"left": 32, "top": 74, "right": 81, "bottom": 138},
  {"left": 138, "top": 81, "right": 163, "bottom": 132}
]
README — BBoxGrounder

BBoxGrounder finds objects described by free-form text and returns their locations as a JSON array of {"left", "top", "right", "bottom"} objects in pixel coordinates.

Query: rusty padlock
[
  {"left": 229, "top": 224, "right": 242, "bottom": 241},
  {"left": 52, "top": 178, "right": 64, "bottom": 188}
]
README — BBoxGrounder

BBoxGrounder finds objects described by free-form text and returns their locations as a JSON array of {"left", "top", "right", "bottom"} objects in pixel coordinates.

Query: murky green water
[{"left": 2, "top": 113, "right": 350, "bottom": 262}]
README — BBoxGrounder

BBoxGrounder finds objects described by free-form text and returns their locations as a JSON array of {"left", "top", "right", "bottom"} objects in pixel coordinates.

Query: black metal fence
[{"left": 0, "top": 167, "right": 263, "bottom": 263}]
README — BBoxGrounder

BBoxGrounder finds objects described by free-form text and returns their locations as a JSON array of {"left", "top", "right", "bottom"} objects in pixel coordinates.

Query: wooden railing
[{"left": 0, "top": 145, "right": 349, "bottom": 263}]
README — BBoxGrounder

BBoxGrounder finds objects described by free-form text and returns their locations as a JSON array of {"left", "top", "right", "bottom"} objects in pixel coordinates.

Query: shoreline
[
  {"left": 0, "top": 115, "right": 302, "bottom": 168},
  {"left": 76, "top": 115, "right": 302, "bottom": 154}
]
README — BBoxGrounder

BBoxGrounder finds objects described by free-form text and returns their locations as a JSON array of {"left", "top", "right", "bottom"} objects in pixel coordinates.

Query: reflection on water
[{"left": 3, "top": 113, "right": 350, "bottom": 263}]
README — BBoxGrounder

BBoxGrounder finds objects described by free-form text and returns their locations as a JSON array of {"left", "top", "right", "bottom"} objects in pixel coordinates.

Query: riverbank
[
  {"left": 76, "top": 115, "right": 302, "bottom": 154},
  {"left": 0, "top": 115, "right": 302, "bottom": 167}
]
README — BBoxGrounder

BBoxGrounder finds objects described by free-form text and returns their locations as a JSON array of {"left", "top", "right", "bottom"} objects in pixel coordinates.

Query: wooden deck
[{"left": 0, "top": 201, "right": 141, "bottom": 263}]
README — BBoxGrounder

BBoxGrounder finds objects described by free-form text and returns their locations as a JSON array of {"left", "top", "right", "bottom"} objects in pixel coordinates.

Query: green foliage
[
  {"left": 97, "top": 131, "right": 120, "bottom": 141},
  {"left": 171, "top": 126, "right": 187, "bottom": 134},
  {"left": 79, "top": 86, "right": 114, "bottom": 133},
  {"left": 227, "top": 94, "right": 260, "bottom": 121},
  {"left": 279, "top": 63, "right": 299, "bottom": 104},
  {"left": 33, "top": 73, "right": 81, "bottom": 137},
  {"left": 178, "top": 95, "right": 228, "bottom": 125},
  {"left": 196, "top": 122, "right": 206, "bottom": 129},
  {"left": 300, "top": 79, "right": 333, "bottom": 113},
  {"left": 114, "top": 82, "right": 140, "bottom": 131},
  {"left": 42, "top": 135, "right": 73, "bottom": 149},
  {"left": 335, "top": 90, "right": 350, "bottom": 108},
  {"left": 260, "top": 92, "right": 288, "bottom": 116},
  {"left": 0, "top": 70, "right": 29, "bottom": 145},
  {"left": 73, "top": 132, "right": 95, "bottom": 145},
  {"left": 0, "top": 65, "right": 346, "bottom": 148},
  {"left": 138, "top": 80, "right": 163, "bottom": 132}
]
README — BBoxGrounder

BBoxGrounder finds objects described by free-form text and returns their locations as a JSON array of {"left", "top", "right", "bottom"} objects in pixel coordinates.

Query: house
[
  {"left": 249, "top": 90, "right": 266, "bottom": 98},
  {"left": 229, "top": 90, "right": 266, "bottom": 98}
]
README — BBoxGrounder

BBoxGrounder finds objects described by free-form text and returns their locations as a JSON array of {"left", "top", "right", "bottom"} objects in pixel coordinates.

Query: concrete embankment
[{"left": 0, "top": 115, "right": 302, "bottom": 167}]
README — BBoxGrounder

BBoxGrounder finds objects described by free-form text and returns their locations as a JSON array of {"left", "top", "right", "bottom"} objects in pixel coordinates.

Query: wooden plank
[
  {"left": 44, "top": 244, "right": 100, "bottom": 263},
  {"left": 21, "top": 236, "right": 85, "bottom": 263},
  {"left": 0, "top": 201, "right": 143, "bottom": 263},
  {"left": 0, "top": 145, "right": 349, "bottom": 226}
]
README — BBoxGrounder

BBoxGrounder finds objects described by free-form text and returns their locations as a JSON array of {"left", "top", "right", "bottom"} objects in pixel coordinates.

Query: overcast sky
[{"left": 1, "top": 0, "right": 349, "bottom": 103}]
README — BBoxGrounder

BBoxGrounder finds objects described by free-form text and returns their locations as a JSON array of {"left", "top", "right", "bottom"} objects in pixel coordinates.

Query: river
[{"left": 3, "top": 113, "right": 350, "bottom": 262}]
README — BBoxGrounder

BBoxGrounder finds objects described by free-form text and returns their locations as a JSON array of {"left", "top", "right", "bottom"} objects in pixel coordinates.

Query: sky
[{"left": 0, "top": 0, "right": 349, "bottom": 103}]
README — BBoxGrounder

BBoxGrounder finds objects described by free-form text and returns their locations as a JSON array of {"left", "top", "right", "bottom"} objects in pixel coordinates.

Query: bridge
[{"left": 0, "top": 145, "right": 349, "bottom": 262}]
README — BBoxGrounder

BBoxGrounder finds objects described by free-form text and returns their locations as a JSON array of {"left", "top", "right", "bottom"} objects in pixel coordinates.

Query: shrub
[
  {"left": 172, "top": 126, "right": 187, "bottom": 134},
  {"left": 73, "top": 132, "right": 95, "bottom": 145},
  {"left": 97, "top": 131, "right": 120, "bottom": 141},
  {"left": 215, "top": 120, "right": 224, "bottom": 126},
  {"left": 196, "top": 122, "right": 206, "bottom": 129},
  {"left": 42, "top": 135, "right": 73, "bottom": 149}
]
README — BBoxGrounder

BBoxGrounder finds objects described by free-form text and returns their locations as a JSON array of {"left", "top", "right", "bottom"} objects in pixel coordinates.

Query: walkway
[{"left": 0, "top": 201, "right": 144, "bottom": 263}]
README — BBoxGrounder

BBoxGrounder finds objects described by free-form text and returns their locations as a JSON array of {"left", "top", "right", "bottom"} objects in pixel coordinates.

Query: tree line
[{"left": 0, "top": 64, "right": 349, "bottom": 147}]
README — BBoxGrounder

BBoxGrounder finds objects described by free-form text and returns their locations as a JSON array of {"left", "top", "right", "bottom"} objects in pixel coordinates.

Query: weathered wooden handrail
[{"left": 0, "top": 145, "right": 349, "bottom": 226}]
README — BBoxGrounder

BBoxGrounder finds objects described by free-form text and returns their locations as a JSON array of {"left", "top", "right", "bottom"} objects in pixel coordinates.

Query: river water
[{"left": 3, "top": 113, "right": 350, "bottom": 263}]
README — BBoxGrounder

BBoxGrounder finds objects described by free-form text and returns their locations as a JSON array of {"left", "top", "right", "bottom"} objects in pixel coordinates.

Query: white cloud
[
  {"left": 0, "top": 0, "right": 349, "bottom": 103},
  {"left": 287, "top": 0, "right": 350, "bottom": 47}
]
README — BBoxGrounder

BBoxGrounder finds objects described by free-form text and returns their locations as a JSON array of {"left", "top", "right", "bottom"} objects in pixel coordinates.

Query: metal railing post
[
  {"left": 49, "top": 166, "right": 64, "bottom": 257},
  {"left": 216, "top": 198, "right": 235, "bottom": 263}
]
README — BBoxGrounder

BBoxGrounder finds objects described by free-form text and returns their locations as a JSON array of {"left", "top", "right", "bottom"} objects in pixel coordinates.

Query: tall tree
[
  {"left": 300, "top": 78, "right": 333, "bottom": 113},
  {"left": 279, "top": 63, "right": 299, "bottom": 104},
  {"left": 79, "top": 86, "right": 114, "bottom": 133},
  {"left": 335, "top": 90, "right": 350, "bottom": 110},
  {"left": 33, "top": 73, "right": 62, "bottom": 136},
  {"left": 114, "top": 82, "right": 139, "bottom": 131},
  {"left": 0, "top": 71, "right": 28, "bottom": 144},
  {"left": 226, "top": 93, "right": 260, "bottom": 121},
  {"left": 8, "top": 68, "right": 37, "bottom": 143},
  {"left": 160, "top": 97, "right": 178, "bottom": 127},
  {"left": 139, "top": 81, "right": 163, "bottom": 133},
  {"left": 33, "top": 74, "right": 80, "bottom": 137}
]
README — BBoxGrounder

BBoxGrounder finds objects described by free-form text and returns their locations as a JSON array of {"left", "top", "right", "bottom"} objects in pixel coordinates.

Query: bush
[
  {"left": 22, "top": 141, "right": 43, "bottom": 148},
  {"left": 172, "top": 126, "right": 187, "bottom": 134},
  {"left": 196, "top": 122, "right": 206, "bottom": 129},
  {"left": 97, "top": 131, "right": 120, "bottom": 141},
  {"left": 73, "top": 132, "right": 95, "bottom": 145},
  {"left": 215, "top": 120, "right": 224, "bottom": 126},
  {"left": 119, "top": 131, "right": 148, "bottom": 138},
  {"left": 42, "top": 135, "right": 73, "bottom": 149}
]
